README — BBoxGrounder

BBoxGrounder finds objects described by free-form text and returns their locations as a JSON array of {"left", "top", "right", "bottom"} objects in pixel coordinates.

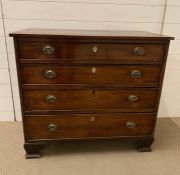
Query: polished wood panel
[
  {"left": 21, "top": 65, "right": 161, "bottom": 85},
  {"left": 9, "top": 29, "right": 174, "bottom": 40},
  {"left": 25, "top": 113, "right": 155, "bottom": 140},
  {"left": 23, "top": 89, "right": 158, "bottom": 111},
  {"left": 18, "top": 41, "right": 164, "bottom": 62}
]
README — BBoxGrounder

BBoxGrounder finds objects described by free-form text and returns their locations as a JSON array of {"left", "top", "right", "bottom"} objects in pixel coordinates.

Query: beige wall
[
  {"left": 0, "top": 2, "right": 14, "bottom": 121},
  {"left": 159, "top": 0, "right": 180, "bottom": 117},
  {"left": 0, "top": 0, "right": 179, "bottom": 121}
]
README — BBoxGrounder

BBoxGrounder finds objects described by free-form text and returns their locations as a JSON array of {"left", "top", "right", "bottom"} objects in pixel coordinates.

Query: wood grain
[
  {"left": 17, "top": 40, "right": 165, "bottom": 62},
  {"left": 25, "top": 113, "right": 155, "bottom": 140},
  {"left": 23, "top": 89, "right": 158, "bottom": 111},
  {"left": 21, "top": 64, "right": 161, "bottom": 85}
]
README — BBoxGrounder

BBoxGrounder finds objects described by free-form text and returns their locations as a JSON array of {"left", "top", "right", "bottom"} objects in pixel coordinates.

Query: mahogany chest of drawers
[{"left": 10, "top": 29, "right": 173, "bottom": 158}]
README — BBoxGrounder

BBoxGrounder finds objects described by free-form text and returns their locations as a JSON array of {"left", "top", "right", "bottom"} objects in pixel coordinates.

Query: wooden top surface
[{"left": 9, "top": 28, "right": 174, "bottom": 40}]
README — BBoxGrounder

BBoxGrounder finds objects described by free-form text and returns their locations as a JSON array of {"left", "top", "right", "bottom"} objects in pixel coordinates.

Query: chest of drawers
[{"left": 10, "top": 29, "right": 173, "bottom": 158}]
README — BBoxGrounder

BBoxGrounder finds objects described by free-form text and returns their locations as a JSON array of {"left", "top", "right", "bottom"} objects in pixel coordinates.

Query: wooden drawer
[
  {"left": 21, "top": 65, "right": 161, "bottom": 85},
  {"left": 18, "top": 41, "right": 164, "bottom": 62},
  {"left": 23, "top": 89, "right": 158, "bottom": 111},
  {"left": 25, "top": 113, "right": 155, "bottom": 140}
]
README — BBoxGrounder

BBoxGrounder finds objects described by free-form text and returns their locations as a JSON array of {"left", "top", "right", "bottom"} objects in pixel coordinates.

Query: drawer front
[
  {"left": 21, "top": 65, "right": 161, "bottom": 85},
  {"left": 25, "top": 113, "right": 155, "bottom": 140},
  {"left": 18, "top": 41, "right": 164, "bottom": 62},
  {"left": 23, "top": 89, "right": 158, "bottom": 111}
]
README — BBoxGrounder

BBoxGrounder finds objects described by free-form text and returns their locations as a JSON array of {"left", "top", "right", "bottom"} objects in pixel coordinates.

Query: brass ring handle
[
  {"left": 133, "top": 47, "right": 146, "bottom": 56},
  {"left": 128, "top": 95, "right": 139, "bottom": 102},
  {"left": 130, "top": 70, "right": 142, "bottom": 78},
  {"left": 44, "top": 70, "right": 56, "bottom": 79},
  {"left": 48, "top": 123, "right": 58, "bottom": 131},
  {"left": 42, "top": 45, "right": 55, "bottom": 55},
  {"left": 46, "top": 95, "right": 57, "bottom": 103},
  {"left": 126, "top": 121, "right": 136, "bottom": 128}
]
